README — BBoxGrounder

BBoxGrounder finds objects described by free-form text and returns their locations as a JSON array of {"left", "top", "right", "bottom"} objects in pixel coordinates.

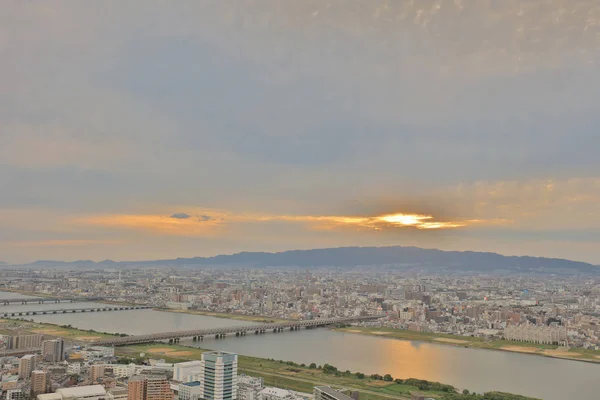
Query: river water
[{"left": 2, "top": 294, "right": 599, "bottom": 400}]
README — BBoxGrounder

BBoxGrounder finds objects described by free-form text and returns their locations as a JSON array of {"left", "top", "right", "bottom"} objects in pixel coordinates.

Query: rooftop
[
  {"left": 56, "top": 385, "right": 107, "bottom": 397},
  {"left": 314, "top": 386, "right": 355, "bottom": 400}
]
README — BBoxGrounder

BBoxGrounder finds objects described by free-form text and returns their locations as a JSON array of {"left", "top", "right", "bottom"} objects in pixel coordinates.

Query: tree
[
  {"left": 383, "top": 374, "right": 393, "bottom": 382},
  {"left": 309, "top": 363, "right": 317, "bottom": 369},
  {"left": 355, "top": 372, "right": 365, "bottom": 379},
  {"left": 322, "top": 364, "right": 338, "bottom": 374},
  {"left": 463, "top": 389, "right": 470, "bottom": 395}
]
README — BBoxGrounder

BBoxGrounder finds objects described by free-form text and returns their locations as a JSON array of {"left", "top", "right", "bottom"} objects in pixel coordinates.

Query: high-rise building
[
  {"left": 42, "top": 339, "right": 64, "bottom": 362},
  {"left": 128, "top": 374, "right": 173, "bottom": 400},
  {"left": 31, "top": 370, "right": 48, "bottom": 396},
  {"left": 6, "top": 334, "right": 44, "bottom": 350},
  {"left": 173, "top": 361, "right": 202, "bottom": 383},
  {"left": 237, "top": 375, "right": 263, "bottom": 400},
  {"left": 199, "top": 351, "right": 238, "bottom": 400},
  {"left": 18, "top": 354, "right": 36, "bottom": 379},
  {"left": 90, "top": 365, "right": 106, "bottom": 382}
]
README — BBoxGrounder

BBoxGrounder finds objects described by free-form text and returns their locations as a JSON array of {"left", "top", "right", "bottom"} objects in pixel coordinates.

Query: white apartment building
[
  {"left": 67, "top": 363, "right": 81, "bottom": 375},
  {"left": 259, "top": 388, "right": 298, "bottom": 400},
  {"left": 173, "top": 361, "right": 202, "bottom": 383},
  {"left": 109, "top": 363, "right": 138, "bottom": 378},
  {"left": 179, "top": 381, "right": 202, "bottom": 400},
  {"left": 237, "top": 375, "right": 263, "bottom": 400},
  {"left": 504, "top": 324, "right": 568, "bottom": 345}
]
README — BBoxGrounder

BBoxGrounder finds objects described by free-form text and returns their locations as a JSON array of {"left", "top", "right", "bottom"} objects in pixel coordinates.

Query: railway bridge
[
  {"left": 0, "top": 297, "right": 105, "bottom": 305},
  {"left": 2, "top": 305, "right": 150, "bottom": 318},
  {"left": 90, "top": 315, "right": 383, "bottom": 346}
]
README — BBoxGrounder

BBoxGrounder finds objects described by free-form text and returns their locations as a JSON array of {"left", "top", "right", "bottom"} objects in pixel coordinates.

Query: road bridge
[
  {"left": 1, "top": 305, "right": 150, "bottom": 318},
  {"left": 90, "top": 315, "right": 383, "bottom": 346},
  {"left": 0, "top": 297, "right": 105, "bottom": 305}
]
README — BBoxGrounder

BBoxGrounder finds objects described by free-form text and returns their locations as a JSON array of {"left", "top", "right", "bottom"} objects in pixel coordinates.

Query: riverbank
[
  {"left": 117, "top": 343, "right": 536, "bottom": 400},
  {"left": 337, "top": 326, "right": 600, "bottom": 364},
  {"left": 0, "top": 318, "right": 119, "bottom": 342},
  {"left": 156, "top": 308, "right": 289, "bottom": 324},
  {"left": 0, "top": 318, "right": 537, "bottom": 400}
]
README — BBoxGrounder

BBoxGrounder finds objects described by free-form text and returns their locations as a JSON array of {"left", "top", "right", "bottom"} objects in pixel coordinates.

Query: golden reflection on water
[{"left": 329, "top": 333, "right": 448, "bottom": 382}]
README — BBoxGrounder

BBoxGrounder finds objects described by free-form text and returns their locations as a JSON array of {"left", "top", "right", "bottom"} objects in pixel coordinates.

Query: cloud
[
  {"left": 1, "top": 1, "right": 599, "bottom": 263},
  {"left": 77, "top": 209, "right": 505, "bottom": 238},
  {"left": 170, "top": 213, "right": 191, "bottom": 219},
  {"left": 5, "top": 240, "right": 124, "bottom": 248}
]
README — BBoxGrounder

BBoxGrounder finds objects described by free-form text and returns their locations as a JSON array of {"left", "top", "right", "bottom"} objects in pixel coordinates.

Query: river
[{"left": 2, "top": 294, "right": 599, "bottom": 400}]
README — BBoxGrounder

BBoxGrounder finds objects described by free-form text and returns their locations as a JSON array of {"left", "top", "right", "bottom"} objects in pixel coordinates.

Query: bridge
[
  {"left": 90, "top": 315, "right": 383, "bottom": 346},
  {"left": 0, "top": 297, "right": 105, "bottom": 305},
  {"left": 2, "top": 305, "right": 150, "bottom": 318},
  {"left": 1, "top": 347, "right": 42, "bottom": 357}
]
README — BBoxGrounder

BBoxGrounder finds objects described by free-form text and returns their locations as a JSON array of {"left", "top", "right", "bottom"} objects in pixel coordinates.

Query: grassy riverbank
[
  {"left": 0, "top": 318, "right": 118, "bottom": 341},
  {"left": 118, "top": 343, "right": 457, "bottom": 400},
  {"left": 0, "top": 318, "right": 539, "bottom": 400},
  {"left": 117, "top": 343, "right": 538, "bottom": 400},
  {"left": 337, "top": 326, "right": 600, "bottom": 363}
]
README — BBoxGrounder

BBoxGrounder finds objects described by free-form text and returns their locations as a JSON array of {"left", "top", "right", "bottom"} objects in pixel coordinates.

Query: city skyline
[{"left": 2, "top": 1, "right": 600, "bottom": 263}]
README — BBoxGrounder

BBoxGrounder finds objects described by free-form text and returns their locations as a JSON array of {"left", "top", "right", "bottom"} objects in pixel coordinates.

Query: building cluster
[
  {"left": 2, "top": 267, "right": 600, "bottom": 350},
  {"left": 1, "top": 348, "right": 356, "bottom": 400}
]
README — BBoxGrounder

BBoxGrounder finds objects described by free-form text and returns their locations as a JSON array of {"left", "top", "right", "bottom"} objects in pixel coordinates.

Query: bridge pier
[
  {"left": 236, "top": 332, "right": 240, "bottom": 337},
  {"left": 215, "top": 334, "right": 219, "bottom": 339}
]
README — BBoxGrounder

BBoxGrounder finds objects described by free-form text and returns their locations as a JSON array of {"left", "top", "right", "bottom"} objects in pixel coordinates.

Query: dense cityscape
[{"left": 2, "top": 265, "right": 600, "bottom": 400}]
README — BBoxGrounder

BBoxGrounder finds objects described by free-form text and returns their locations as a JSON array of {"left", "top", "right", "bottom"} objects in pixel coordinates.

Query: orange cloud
[
  {"left": 6, "top": 239, "right": 124, "bottom": 247},
  {"left": 77, "top": 210, "right": 504, "bottom": 236},
  {"left": 80, "top": 214, "right": 225, "bottom": 236}
]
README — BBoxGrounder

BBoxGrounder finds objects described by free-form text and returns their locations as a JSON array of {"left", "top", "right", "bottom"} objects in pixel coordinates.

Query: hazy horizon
[{"left": 2, "top": 1, "right": 600, "bottom": 264}]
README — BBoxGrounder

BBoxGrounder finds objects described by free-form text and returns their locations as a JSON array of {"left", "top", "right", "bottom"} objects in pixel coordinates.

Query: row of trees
[{"left": 263, "top": 359, "right": 537, "bottom": 400}]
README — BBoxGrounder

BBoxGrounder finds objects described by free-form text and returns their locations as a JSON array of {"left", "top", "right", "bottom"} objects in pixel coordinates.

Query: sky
[{"left": 2, "top": 0, "right": 600, "bottom": 264}]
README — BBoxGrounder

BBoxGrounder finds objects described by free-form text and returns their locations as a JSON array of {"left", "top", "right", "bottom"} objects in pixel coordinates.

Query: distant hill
[{"left": 19, "top": 246, "right": 600, "bottom": 275}]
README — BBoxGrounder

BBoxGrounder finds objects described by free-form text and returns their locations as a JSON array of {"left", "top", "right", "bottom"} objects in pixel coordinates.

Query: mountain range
[{"left": 3, "top": 246, "right": 599, "bottom": 275}]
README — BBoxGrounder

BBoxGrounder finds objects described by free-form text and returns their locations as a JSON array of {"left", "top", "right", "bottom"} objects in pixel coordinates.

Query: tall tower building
[
  {"left": 128, "top": 374, "right": 173, "bottom": 400},
  {"left": 31, "top": 370, "right": 48, "bottom": 395},
  {"left": 90, "top": 365, "right": 106, "bottom": 382},
  {"left": 42, "top": 339, "right": 64, "bottom": 362},
  {"left": 18, "top": 354, "right": 36, "bottom": 379},
  {"left": 199, "top": 351, "right": 238, "bottom": 400}
]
